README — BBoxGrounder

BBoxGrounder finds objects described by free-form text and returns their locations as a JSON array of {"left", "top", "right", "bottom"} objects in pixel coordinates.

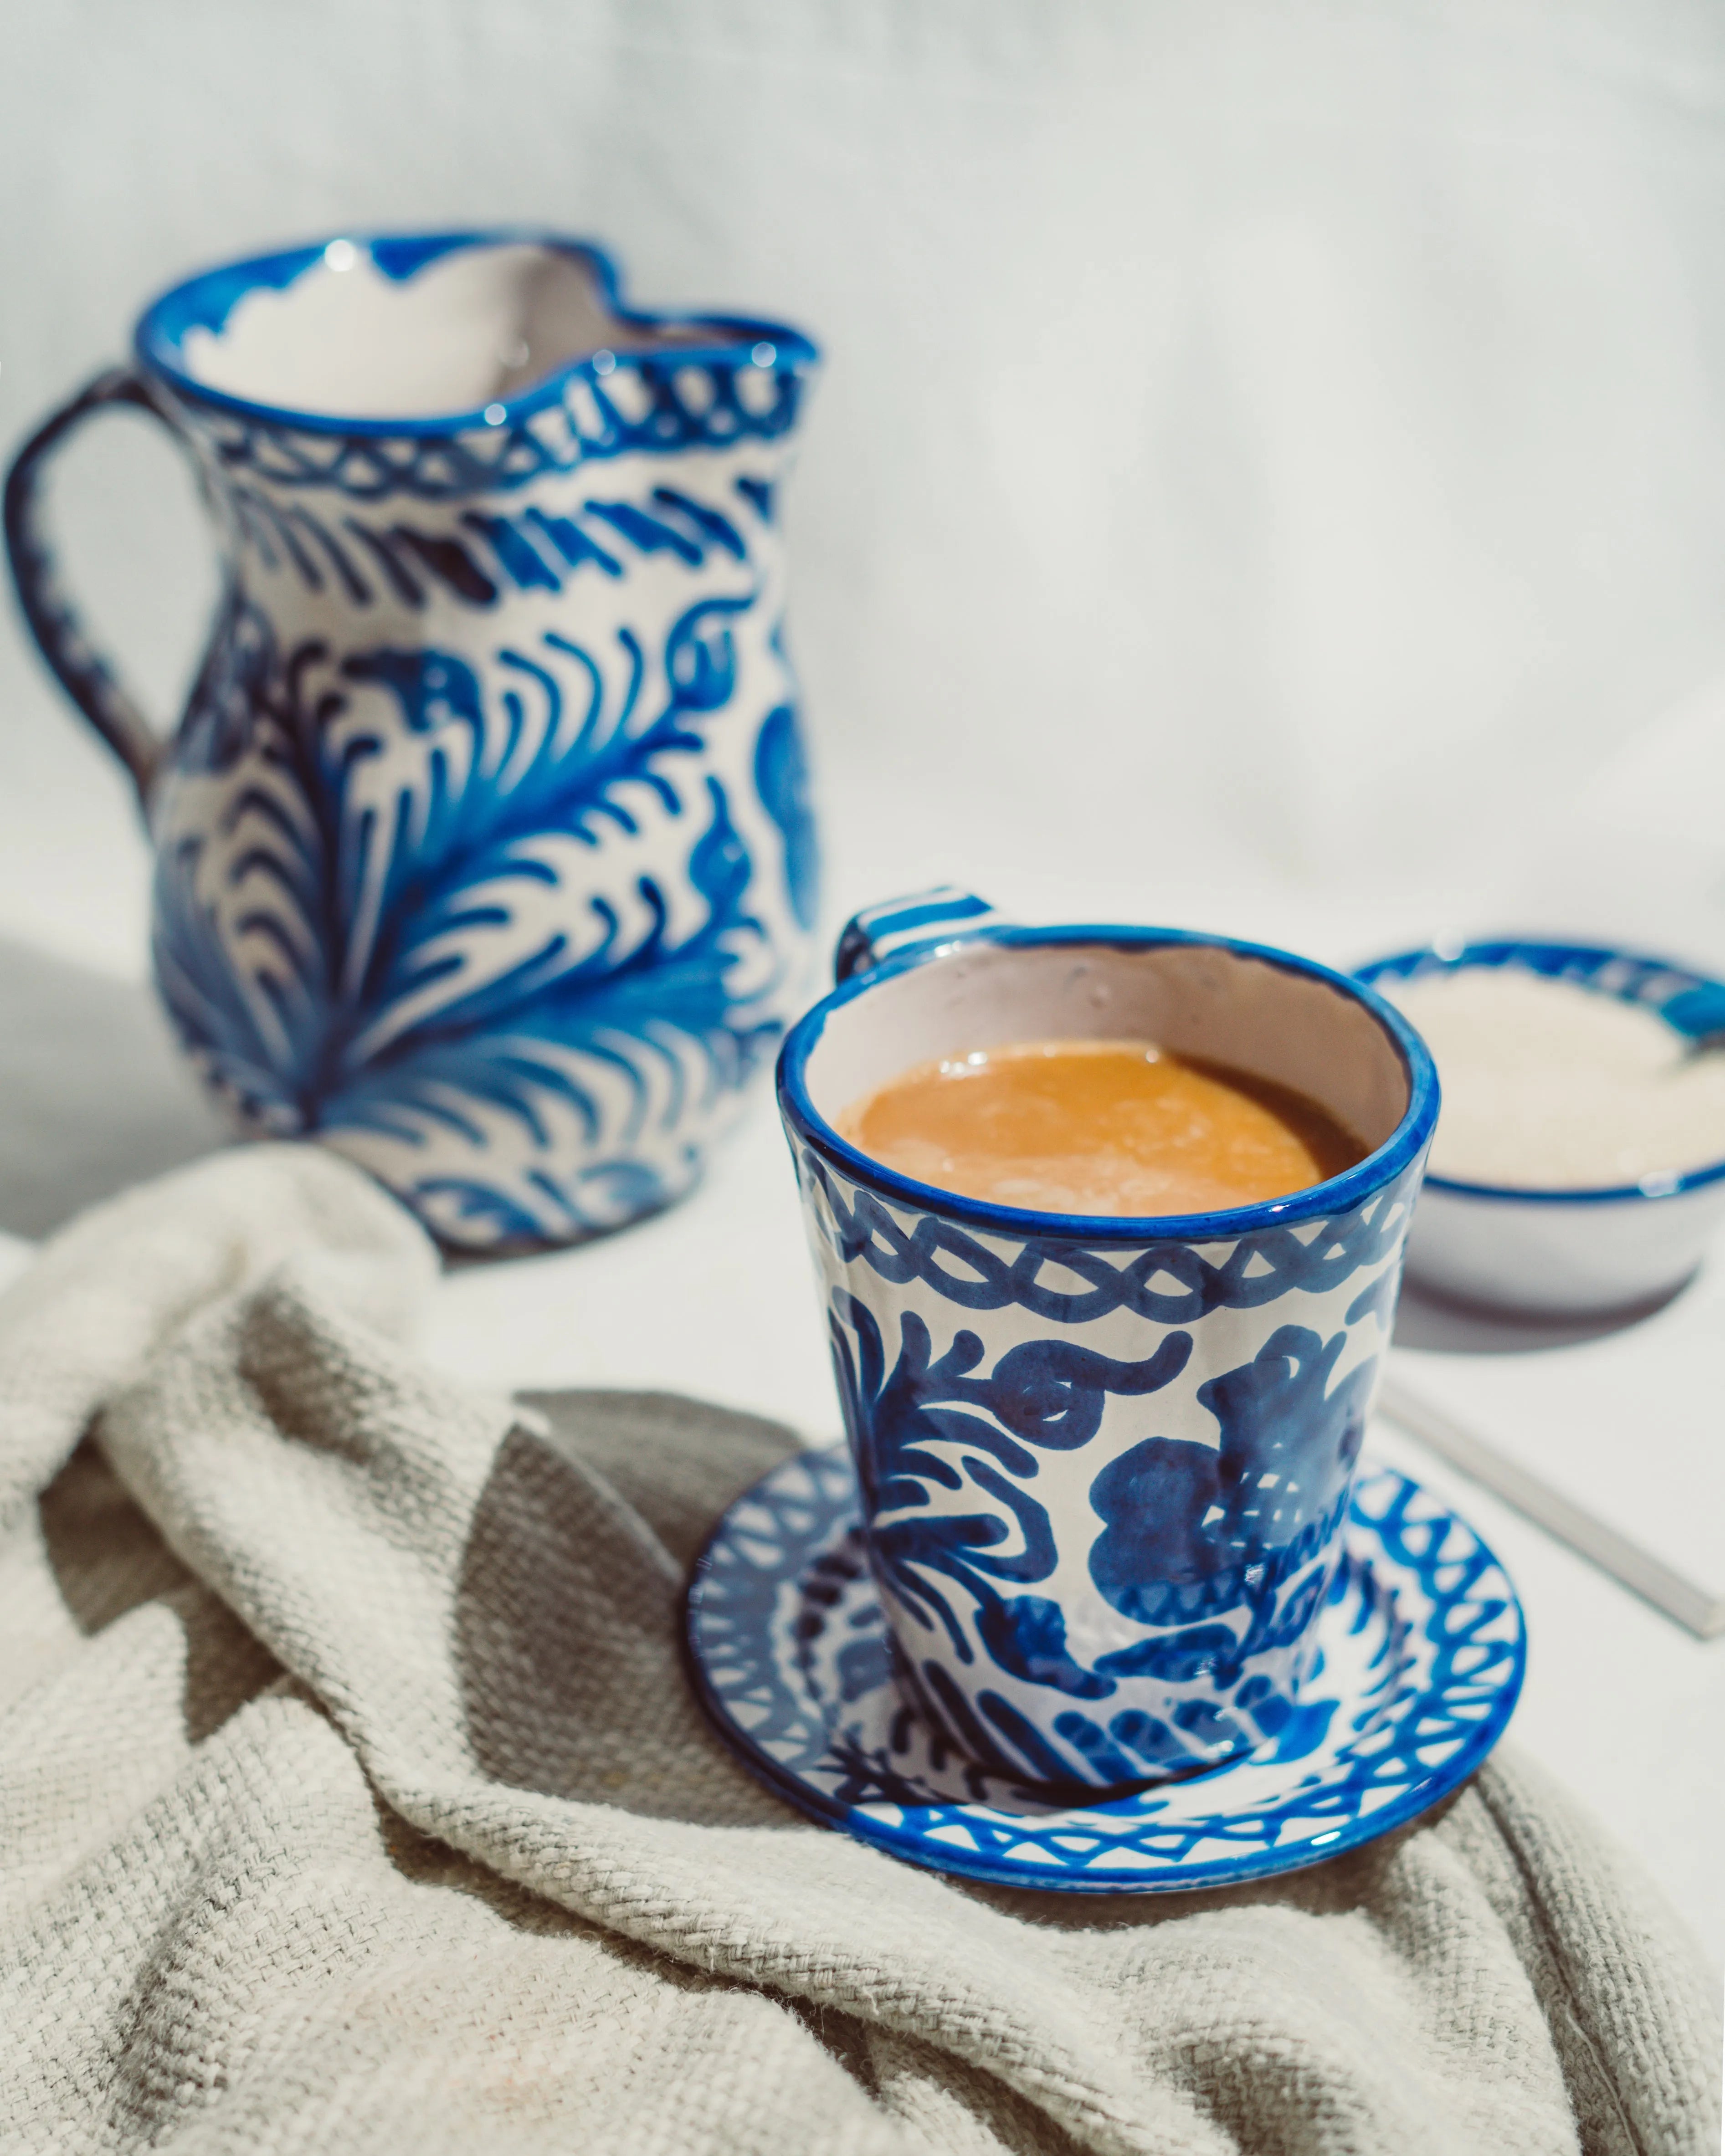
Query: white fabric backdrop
[{"left": 4, "top": 0, "right": 1725, "bottom": 973}]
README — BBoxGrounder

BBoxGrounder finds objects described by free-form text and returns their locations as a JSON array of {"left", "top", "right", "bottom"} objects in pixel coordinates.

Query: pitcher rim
[{"left": 133, "top": 225, "right": 821, "bottom": 439}]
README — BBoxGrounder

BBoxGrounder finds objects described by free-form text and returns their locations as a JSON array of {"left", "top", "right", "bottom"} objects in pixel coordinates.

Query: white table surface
[{"left": 0, "top": 723, "right": 1718, "bottom": 1968}]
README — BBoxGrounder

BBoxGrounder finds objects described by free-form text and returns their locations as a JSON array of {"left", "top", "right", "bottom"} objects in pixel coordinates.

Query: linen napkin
[{"left": 0, "top": 1145, "right": 1715, "bottom": 2155}]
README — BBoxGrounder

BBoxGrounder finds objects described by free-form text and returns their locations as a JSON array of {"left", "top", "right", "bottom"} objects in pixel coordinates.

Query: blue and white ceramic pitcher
[{"left": 4, "top": 230, "right": 821, "bottom": 1249}]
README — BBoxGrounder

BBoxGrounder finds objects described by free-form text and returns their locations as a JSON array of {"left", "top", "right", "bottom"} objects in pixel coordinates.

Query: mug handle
[
  {"left": 3, "top": 366, "right": 194, "bottom": 805},
  {"left": 833, "top": 886, "right": 1008, "bottom": 983}
]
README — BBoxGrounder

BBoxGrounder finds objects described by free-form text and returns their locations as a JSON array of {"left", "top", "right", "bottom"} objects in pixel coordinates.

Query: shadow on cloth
[
  {"left": 37, "top": 1439, "right": 282, "bottom": 1742},
  {"left": 453, "top": 1389, "right": 806, "bottom": 1829}
]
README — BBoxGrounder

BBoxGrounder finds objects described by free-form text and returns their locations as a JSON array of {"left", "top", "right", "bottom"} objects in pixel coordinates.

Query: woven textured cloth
[{"left": 0, "top": 1145, "right": 1716, "bottom": 2155}]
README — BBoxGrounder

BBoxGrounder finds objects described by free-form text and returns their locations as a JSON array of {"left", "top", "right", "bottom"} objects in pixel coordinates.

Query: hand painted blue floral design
[
  {"left": 685, "top": 1444, "right": 1525, "bottom": 1892},
  {"left": 791, "top": 1140, "right": 1416, "bottom": 1789},
  {"left": 799, "top": 1147, "right": 1419, "bottom": 1321},
  {"left": 751, "top": 702, "right": 818, "bottom": 933},
  {"left": 154, "top": 574, "right": 808, "bottom": 1246},
  {"left": 830, "top": 1294, "right": 1194, "bottom": 1701},
  {"left": 826, "top": 1283, "right": 1388, "bottom": 1787},
  {"left": 1089, "top": 1324, "right": 1372, "bottom": 1630},
  {"left": 5, "top": 232, "right": 820, "bottom": 1250}
]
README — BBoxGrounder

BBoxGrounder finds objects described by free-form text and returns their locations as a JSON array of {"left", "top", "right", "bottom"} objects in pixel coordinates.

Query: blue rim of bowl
[
  {"left": 1355, "top": 937, "right": 1725, "bottom": 1207},
  {"left": 777, "top": 923, "right": 1441, "bottom": 1244},
  {"left": 133, "top": 226, "right": 821, "bottom": 438}
]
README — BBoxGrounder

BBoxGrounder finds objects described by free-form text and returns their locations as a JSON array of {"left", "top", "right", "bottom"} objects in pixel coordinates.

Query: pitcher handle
[
  {"left": 4, "top": 366, "right": 191, "bottom": 805},
  {"left": 833, "top": 886, "right": 1009, "bottom": 983}
]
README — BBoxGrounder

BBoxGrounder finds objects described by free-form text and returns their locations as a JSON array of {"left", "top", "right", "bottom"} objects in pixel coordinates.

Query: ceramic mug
[
  {"left": 4, "top": 229, "right": 821, "bottom": 1250},
  {"left": 777, "top": 888, "right": 1440, "bottom": 1789}
]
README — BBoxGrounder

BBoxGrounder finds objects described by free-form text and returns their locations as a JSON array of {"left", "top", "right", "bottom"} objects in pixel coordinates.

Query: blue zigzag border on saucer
[{"left": 685, "top": 1448, "right": 1526, "bottom": 1892}]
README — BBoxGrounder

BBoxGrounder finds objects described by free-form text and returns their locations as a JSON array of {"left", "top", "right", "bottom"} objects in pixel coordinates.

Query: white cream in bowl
[
  {"left": 1387, "top": 968, "right": 1725, "bottom": 1191},
  {"left": 1354, "top": 944, "right": 1725, "bottom": 1316}
]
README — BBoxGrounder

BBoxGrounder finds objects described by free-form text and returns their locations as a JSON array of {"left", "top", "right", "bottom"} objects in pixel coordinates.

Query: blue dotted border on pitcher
[{"left": 135, "top": 227, "right": 819, "bottom": 500}]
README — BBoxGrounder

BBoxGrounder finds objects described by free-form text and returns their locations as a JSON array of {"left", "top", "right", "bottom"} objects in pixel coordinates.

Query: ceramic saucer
[{"left": 685, "top": 1448, "right": 1525, "bottom": 1892}]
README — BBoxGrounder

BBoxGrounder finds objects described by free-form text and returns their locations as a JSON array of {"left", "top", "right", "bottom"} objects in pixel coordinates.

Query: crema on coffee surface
[{"left": 837, "top": 1038, "right": 1365, "bottom": 1217}]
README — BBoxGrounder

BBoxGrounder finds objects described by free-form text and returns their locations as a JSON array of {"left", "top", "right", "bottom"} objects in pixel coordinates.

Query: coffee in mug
[{"left": 836, "top": 1038, "right": 1366, "bottom": 1217}]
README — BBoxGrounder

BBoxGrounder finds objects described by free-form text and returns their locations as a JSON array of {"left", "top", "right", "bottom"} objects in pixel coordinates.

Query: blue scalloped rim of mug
[
  {"left": 779, "top": 923, "right": 1441, "bottom": 1245},
  {"left": 1355, "top": 937, "right": 1725, "bottom": 1207},
  {"left": 133, "top": 226, "right": 821, "bottom": 438}
]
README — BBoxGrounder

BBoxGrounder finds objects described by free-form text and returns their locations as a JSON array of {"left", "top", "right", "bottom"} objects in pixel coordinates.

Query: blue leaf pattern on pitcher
[
  {"left": 152, "top": 528, "right": 816, "bottom": 1246},
  {"left": 752, "top": 702, "right": 818, "bottom": 932}
]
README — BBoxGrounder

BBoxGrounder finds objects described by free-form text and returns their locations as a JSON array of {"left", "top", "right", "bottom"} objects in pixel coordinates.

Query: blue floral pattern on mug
[{"left": 793, "top": 1144, "right": 1422, "bottom": 1789}]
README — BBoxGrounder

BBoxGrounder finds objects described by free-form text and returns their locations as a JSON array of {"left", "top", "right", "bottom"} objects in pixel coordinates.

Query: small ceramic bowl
[{"left": 1355, "top": 939, "right": 1725, "bottom": 1318}]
